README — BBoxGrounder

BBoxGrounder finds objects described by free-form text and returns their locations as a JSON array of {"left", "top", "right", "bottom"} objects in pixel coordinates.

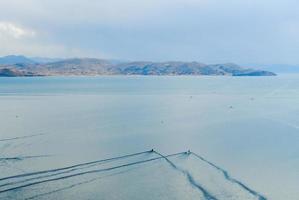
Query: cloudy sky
[{"left": 0, "top": 0, "right": 298, "bottom": 64}]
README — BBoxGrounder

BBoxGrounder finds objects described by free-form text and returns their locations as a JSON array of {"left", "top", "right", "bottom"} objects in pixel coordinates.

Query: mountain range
[
  {"left": 0, "top": 55, "right": 276, "bottom": 77},
  {"left": 0, "top": 55, "right": 36, "bottom": 65}
]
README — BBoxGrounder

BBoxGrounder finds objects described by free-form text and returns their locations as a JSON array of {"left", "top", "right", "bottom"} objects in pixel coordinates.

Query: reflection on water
[{"left": 0, "top": 75, "right": 299, "bottom": 199}]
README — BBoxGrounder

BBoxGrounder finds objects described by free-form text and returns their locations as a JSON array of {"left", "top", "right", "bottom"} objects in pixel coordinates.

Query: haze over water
[{"left": 0, "top": 75, "right": 299, "bottom": 199}]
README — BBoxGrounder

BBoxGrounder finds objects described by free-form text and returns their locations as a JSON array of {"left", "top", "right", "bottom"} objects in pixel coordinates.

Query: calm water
[{"left": 0, "top": 75, "right": 299, "bottom": 199}]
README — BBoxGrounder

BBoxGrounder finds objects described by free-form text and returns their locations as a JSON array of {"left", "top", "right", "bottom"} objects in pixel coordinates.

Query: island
[{"left": 0, "top": 56, "right": 276, "bottom": 77}]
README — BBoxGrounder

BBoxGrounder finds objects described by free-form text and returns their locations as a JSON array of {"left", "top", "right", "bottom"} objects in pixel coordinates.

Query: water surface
[{"left": 0, "top": 75, "right": 298, "bottom": 199}]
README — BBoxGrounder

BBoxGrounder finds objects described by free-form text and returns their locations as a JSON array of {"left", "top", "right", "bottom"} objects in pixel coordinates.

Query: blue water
[
  {"left": 0, "top": 75, "right": 298, "bottom": 199},
  {"left": 0, "top": 75, "right": 293, "bottom": 95}
]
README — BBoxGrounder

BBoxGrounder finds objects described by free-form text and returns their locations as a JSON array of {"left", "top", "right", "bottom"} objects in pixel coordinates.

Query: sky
[{"left": 0, "top": 0, "right": 299, "bottom": 64}]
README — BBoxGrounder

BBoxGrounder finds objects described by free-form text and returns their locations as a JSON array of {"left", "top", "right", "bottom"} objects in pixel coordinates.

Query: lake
[{"left": 0, "top": 75, "right": 298, "bottom": 199}]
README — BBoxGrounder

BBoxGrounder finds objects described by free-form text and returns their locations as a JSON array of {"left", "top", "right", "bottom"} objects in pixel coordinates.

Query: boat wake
[{"left": 0, "top": 149, "right": 267, "bottom": 200}]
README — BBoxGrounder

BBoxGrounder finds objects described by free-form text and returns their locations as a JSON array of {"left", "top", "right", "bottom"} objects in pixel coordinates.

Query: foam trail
[
  {"left": 0, "top": 134, "right": 45, "bottom": 142},
  {"left": 0, "top": 152, "right": 184, "bottom": 194},
  {"left": 0, "top": 155, "right": 52, "bottom": 161},
  {"left": 153, "top": 150, "right": 218, "bottom": 200},
  {"left": 0, "top": 154, "right": 135, "bottom": 188},
  {"left": 0, "top": 166, "right": 82, "bottom": 188},
  {"left": 0, "top": 150, "right": 151, "bottom": 182},
  {"left": 24, "top": 168, "right": 136, "bottom": 200},
  {"left": 191, "top": 152, "right": 267, "bottom": 200}
]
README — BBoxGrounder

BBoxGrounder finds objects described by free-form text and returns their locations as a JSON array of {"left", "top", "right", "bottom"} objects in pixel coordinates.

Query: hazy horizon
[
  {"left": 1, "top": 0, "right": 299, "bottom": 65},
  {"left": 2, "top": 54, "right": 299, "bottom": 70}
]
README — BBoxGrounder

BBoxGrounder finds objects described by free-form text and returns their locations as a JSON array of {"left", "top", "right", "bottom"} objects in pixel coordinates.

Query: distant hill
[
  {"left": 0, "top": 55, "right": 36, "bottom": 65},
  {"left": 114, "top": 62, "right": 275, "bottom": 76},
  {"left": 0, "top": 56, "right": 276, "bottom": 77},
  {"left": 30, "top": 57, "right": 63, "bottom": 64},
  {"left": 0, "top": 68, "right": 40, "bottom": 77}
]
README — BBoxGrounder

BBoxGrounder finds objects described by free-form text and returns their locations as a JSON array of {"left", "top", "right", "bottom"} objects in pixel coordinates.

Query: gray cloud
[{"left": 1, "top": 0, "right": 299, "bottom": 64}]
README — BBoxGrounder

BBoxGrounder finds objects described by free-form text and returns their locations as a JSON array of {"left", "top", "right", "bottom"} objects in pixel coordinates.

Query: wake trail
[
  {"left": 0, "top": 154, "right": 134, "bottom": 188},
  {"left": 153, "top": 150, "right": 218, "bottom": 200},
  {"left": 0, "top": 150, "right": 151, "bottom": 182},
  {"left": 191, "top": 152, "right": 267, "bottom": 200},
  {"left": 0, "top": 152, "right": 184, "bottom": 194},
  {"left": 0, "top": 155, "right": 52, "bottom": 162},
  {"left": 24, "top": 168, "right": 136, "bottom": 200},
  {"left": 0, "top": 166, "right": 82, "bottom": 188},
  {"left": 0, "top": 134, "right": 45, "bottom": 142}
]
